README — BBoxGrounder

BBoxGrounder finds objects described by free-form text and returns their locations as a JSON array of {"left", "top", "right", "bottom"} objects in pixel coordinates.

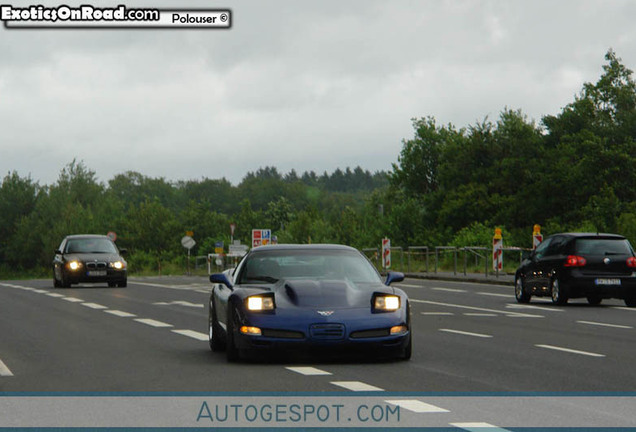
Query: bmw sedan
[
  {"left": 208, "top": 244, "right": 411, "bottom": 361},
  {"left": 515, "top": 232, "right": 636, "bottom": 306},
  {"left": 53, "top": 234, "right": 128, "bottom": 288}
]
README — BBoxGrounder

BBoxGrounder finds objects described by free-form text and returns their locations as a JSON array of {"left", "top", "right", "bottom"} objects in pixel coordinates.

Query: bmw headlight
[
  {"left": 373, "top": 295, "right": 400, "bottom": 311},
  {"left": 67, "top": 261, "right": 82, "bottom": 271},
  {"left": 109, "top": 261, "right": 125, "bottom": 270},
  {"left": 246, "top": 295, "right": 275, "bottom": 311}
]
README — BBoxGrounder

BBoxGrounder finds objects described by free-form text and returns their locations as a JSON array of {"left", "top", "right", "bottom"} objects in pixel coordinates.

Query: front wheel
[
  {"left": 551, "top": 278, "right": 568, "bottom": 305},
  {"left": 515, "top": 276, "right": 531, "bottom": 303},
  {"left": 208, "top": 302, "right": 225, "bottom": 352},
  {"left": 400, "top": 334, "right": 412, "bottom": 361},
  {"left": 225, "top": 306, "right": 240, "bottom": 362},
  {"left": 587, "top": 295, "right": 602, "bottom": 305},
  {"left": 624, "top": 295, "right": 636, "bottom": 307}
]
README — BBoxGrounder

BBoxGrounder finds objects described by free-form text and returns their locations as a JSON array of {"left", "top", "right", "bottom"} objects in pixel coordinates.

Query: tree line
[{"left": 1, "top": 49, "right": 636, "bottom": 276}]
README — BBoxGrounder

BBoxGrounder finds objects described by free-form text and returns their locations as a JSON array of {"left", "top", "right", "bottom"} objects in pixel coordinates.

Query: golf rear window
[{"left": 574, "top": 238, "right": 633, "bottom": 255}]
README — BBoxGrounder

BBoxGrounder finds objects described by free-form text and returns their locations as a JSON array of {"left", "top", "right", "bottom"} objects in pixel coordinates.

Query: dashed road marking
[
  {"left": 331, "top": 381, "right": 383, "bottom": 392},
  {"left": 32, "top": 289, "right": 47, "bottom": 293},
  {"left": 286, "top": 366, "right": 332, "bottom": 376},
  {"left": 153, "top": 300, "right": 204, "bottom": 308},
  {"left": 395, "top": 283, "right": 423, "bottom": 288},
  {"left": 0, "top": 359, "right": 13, "bottom": 377},
  {"left": 105, "top": 310, "right": 137, "bottom": 318},
  {"left": 433, "top": 287, "right": 467, "bottom": 293},
  {"left": 535, "top": 344, "right": 605, "bottom": 358},
  {"left": 385, "top": 399, "right": 449, "bottom": 413},
  {"left": 613, "top": 307, "right": 636, "bottom": 312},
  {"left": 477, "top": 292, "right": 511, "bottom": 298},
  {"left": 506, "top": 303, "right": 564, "bottom": 312},
  {"left": 82, "top": 303, "right": 108, "bottom": 310},
  {"left": 45, "top": 293, "right": 65, "bottom": 298},
  {"left": 62, "top": 297, "right": 84, "bottom": 303},
  {"left": 411, "top": 299, "right": 543, "bottom": 318},
  {"left": 577, "top": 320, "right": 633, "bottom": 329},
  {"left": 421, "top": 312, "right": 454, "bottom": 316},
  {"left": 463, "top": 313, "right": 497, "bottom": 317},
  {"left": 134, "top": 318, "right": 173, "bottom": 328},
  {"left": 440, "top": 329, "right": 493, "bottom": 338},
  {"left": 172, "top": 329, "right": 208, "bottom": 341}
]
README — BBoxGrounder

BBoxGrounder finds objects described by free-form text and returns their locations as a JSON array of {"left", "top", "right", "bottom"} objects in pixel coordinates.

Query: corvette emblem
[
  {"left": 604, "top": 258, "right": 611, "bottom": 265},
  {"left": 317, "top": 310, "right": 334, "bottom": 316}
]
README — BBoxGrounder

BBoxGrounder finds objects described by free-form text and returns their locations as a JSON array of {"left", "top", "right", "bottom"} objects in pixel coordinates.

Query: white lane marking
[
  {"left": 433, "top": 287, "right": 467, "bottom": 293},
  {"left": 62, "top": 297, "right": 84, "bottom": 303},
  {"left": 32, "top": 289, "right": 47, "bottom": 293},
  {"left": 82, "top": 302, "right": 108, "bottom": 310},
  {"left": 506, "top": 303, "right": 564, "bottom": 312},
  {"left": 395, "top": 283, "right": 423, "bottom": 288},
  {"left": 421, "top": 312, "right": 454, "bottom": 316},
  {"left": 134, "top": 318, "right": 173, "bottom": 328},
  {"left": 45, "top": 293, "right": 65, "bottom": 298},
  {"left": 0, "top": 359, "right": 14, "bottom": 377},
  {"left": 477, "top": 292, "right": 512, "bottom": 298},
  {"left": 385, "top": 400, "right": 449, "bottom": 413},
  {"left": 451, "top": 422, "right": 510, "bottom": 431},
  {"left": 196, "top": 289, "right": 211, "bottom": 293},
  {"left": 440, "top": 329, "right": 493, "bottom": 338},
  {"left": 286, "top": 366, "right": 332, "bottom": 376},
  {"left": 132, "top": 281, "right": 210, "bottom": 291},
  {"left": 411, "top": 299, "right": 543, "bottom": 318},
  {"left": 172, "top": 329, "right": 208, "bottom": 341},
  {"left": 613, "top": 307, "right": 636, "bottom": 311},
  {"left": 153, "top": 300, "right": 204, "bottom": 308},
  {"left": 331, "top": 381, "right": 384, "bottom": 392},
  {"left": 577, "top": 320, "right": 633, "bottom": 329},
  {"left": 105, "top": 310, "right": 137, "bottom": 318},
  {"left": 535, "top": 344, "right": 605, "bottom": 358},
  {"left": 463, "top": 313, "right": 497, "bottom": 317}
]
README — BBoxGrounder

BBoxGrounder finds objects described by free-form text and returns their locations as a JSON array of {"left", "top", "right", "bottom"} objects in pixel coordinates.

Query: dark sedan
[
  {"left": 207, "top": 244, "right": 411, "bottom": 361},
  {"left": 515, "top": 232, "right": 636, "bottom": 306},
  {"left": 53, "top": 234, "right": 128, "bottom": 288}
]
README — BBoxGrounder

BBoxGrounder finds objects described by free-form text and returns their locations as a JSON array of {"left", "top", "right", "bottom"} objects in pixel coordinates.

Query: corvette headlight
[
  {"left": 68, "top": 261, "right": 81, "bottom": 271},
  {"left": 374, "top": 295, "right": 400, "bottom": 311},
  {"left": 246, "top": 295, "right": 275, "bottom": 311}
]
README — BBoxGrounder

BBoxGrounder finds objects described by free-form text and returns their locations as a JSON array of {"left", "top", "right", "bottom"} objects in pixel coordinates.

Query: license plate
[
  {"left": 87, "top": 270, "right": 107, "bottom": 277},
  {"left": 595, "top": 278, "right": 621, "bottom": 286}
]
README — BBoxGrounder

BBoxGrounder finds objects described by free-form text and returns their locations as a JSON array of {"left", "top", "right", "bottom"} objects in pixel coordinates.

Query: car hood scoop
[{"left": 282, "top": 280, "right": 370, "bottom": 308}]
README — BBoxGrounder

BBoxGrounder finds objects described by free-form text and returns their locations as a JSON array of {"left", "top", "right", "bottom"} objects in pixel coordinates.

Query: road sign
[
  {"left": 382, "top": 238, "right": 391, "bottom": 269},
  {"left": 185, "top": 230, "right": 194, "bottom": 237},
  {"left": 107, "top": 231, "right": 117, "bottom": 242},
  {"left": 181, "top": 236, "right": 196, "bottom": 250},
  {"left": 532, "top": 224, "right": 543, "bottom": 250},
  {"left": 214, "top": 241, "right": 224, "bottom": 254},
  {"left": 252, "top": 229, "right": 271, "bottom": 248},
  {"left": 230, "top": 223, "right": 236, "bottom": 235}
]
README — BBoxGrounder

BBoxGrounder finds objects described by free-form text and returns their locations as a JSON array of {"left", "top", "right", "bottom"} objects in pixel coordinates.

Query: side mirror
[
  {"left": 119, "top": 248, "right": 128, "bottom": 255},
  {"left": 55, "top": 249, "right": 62, "bottom": 255},
  {"left": 384, "top": 271, "right": 405, "bottom": 286},
  {"left": 210, "top": 273, "right": 234, "bottom": 290}
]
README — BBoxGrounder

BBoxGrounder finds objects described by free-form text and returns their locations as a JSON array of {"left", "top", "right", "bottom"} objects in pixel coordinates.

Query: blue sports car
[{"left": 208, "top": 244, "right": 412, "bottom": 361}]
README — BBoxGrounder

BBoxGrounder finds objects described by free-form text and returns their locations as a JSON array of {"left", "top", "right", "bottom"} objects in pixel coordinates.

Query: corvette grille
[{"left": 310, "top": 323, "right": 345, "bottom": 340}]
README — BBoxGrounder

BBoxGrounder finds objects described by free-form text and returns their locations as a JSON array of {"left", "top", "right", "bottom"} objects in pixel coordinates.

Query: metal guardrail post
[
  {"left": 435, "top": 247, "right": 438, "bottom": 273},
  {"left": 453, "top": 248, "right": 457, "bottom": 275},
  {"left": 463, "top": 247, "right": 467, "bottom": 276}
]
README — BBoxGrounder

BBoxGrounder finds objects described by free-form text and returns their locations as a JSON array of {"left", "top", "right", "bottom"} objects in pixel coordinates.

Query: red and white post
[
  {"left": 492, "top": 228, "right": 503, "bottom": 274},
  {"left": 382, "top": 238, "right": 391, "bottom": 269},
  {"left": 532, "top": 224, "right": 543, "bottom": 249}
]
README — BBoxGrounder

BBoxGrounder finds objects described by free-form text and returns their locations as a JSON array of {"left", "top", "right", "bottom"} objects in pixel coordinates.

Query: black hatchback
[
  {"left": 53, "top": 234, "right": 128, "bottom": 288},
  {"left": 515, "top": 233, "right": 636, "bottom": 306}
]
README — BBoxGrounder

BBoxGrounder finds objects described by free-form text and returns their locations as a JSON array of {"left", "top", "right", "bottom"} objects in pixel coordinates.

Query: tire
[
  {"left": 53, "top": 274, "right": 61, "bottom": 288},
  {"left": 400, "top": 334, "right": 412, "bottom": 361},
  {"left": 59, "top": 271, "right": 71, "bottom": 288},
  {"left": 208, "top": 301, "right": 225, "bottom": 352},
  {"left": 587, "top": 295, "right": 602, "bottom": 305},
  {"left": 118, "top": 279, "right": 127, "bottom": 288},
  {"left": 108, "top": 282, "right": 117, "bottom": 288},
  {"left": 515, "top": 276, "right": 531, "bottom": 303},
  {"left": 551, "top": 278, "right": 568, "bottom": 305},
  {"left": 225, "top": 306, "right": 240, "bottom": 362},
  {"left": 624, "top": 296, "right": 636, "bottom": 307}
]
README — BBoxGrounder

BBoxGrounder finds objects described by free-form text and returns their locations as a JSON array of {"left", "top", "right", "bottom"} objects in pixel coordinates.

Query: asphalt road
[{"left": 2, "top": 275, "right": 636, "bottom": 429}]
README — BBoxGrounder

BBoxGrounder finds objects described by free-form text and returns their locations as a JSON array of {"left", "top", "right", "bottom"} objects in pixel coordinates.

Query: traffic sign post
[
  {"left": 230, "top": 223, "right": 236, "bottom": 244},
  {"left": 382, "top": 238, "right": 391, "bottom": 269},
  {"left": 492, "top": 228, "right": 503, "bottom": 276},
  {"left": 532, "top": 224, "right": 543, "bottom": 250},
  {"left": 181, "top": 235, "right": 196, "bottom": 275}
]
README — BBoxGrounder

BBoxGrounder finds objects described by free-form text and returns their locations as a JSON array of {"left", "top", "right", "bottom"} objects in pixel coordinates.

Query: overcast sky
[{"left": 1, "top": 0, "right": 635, "bottom": 186}]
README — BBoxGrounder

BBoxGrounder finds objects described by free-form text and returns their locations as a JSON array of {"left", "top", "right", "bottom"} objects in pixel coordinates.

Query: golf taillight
[
  {"left": 627, "top": 257, "right": 636, "bottom": 268},
  {"left": 564, "top": 255, "right": 586, "bottom": 267}
]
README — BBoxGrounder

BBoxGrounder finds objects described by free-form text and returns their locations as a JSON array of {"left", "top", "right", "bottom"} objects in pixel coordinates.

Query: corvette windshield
[
  {"left": 237, "top": 249, "right": 381, "bottom": 285},
  {"left": 65, "top": 238, "right": 118, "bottom": 254}
]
